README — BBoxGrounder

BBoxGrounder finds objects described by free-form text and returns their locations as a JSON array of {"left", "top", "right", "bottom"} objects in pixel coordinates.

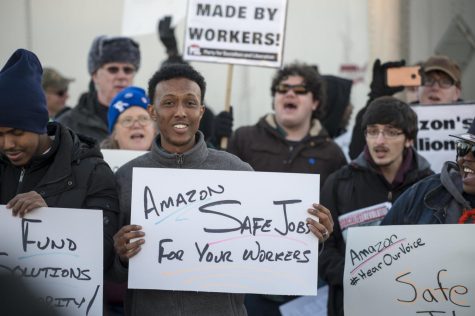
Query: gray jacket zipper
[{"left": 176, "top": 154, "right": 184, "bottom": 168}]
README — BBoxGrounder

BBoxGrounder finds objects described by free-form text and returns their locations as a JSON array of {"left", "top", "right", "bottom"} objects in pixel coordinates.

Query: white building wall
[{"left": 0, "top": 0, "right": 473, "bottom": 131}]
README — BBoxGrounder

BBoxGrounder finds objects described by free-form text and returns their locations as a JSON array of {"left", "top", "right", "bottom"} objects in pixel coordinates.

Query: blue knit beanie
[
  {"left": 108, "top": 86, "right": 150, "bottom": 133},
  {"left": 0, "top": 49, "right": 48, "bottom": 134}
]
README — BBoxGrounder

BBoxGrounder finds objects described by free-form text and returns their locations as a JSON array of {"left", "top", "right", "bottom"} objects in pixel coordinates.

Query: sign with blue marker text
[
  {"left": 0, "top": 206, "right": 103, "bottom": 316},
  {"left": 129, "top": 168, "right": 320, "bottom": 295},
  {"left": 344, "top": 225, "right": 474, "bottom": 316},
  {"left": 183, "top": 0, "right": 288, "bottom": 67}
]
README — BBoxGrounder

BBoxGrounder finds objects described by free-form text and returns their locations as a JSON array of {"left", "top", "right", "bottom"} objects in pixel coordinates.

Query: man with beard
[
  {"left": 382, "top": 117, "right": 475, "bottom": 225},
  {"left": 319, "top": 96, "right": 433, "bottom": 316}
]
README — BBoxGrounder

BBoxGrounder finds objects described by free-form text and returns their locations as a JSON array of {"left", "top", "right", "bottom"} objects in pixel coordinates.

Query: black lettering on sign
[
  {"left": 158, "top": 239, "right": 184, "bottom": 263},
  {"left": 196, "top": 4, "right": 247, "bottom": 18},
  {"left": 273, "top": 199, "right": 306, "bottom": 236},
  {"left": 21, "top": 218, "right": 77, "bottom": 252},
  {"left": 143, "top": 185, "right": 225, "bottom": 219},
  {"left": 195, "top": 242, "right": 233, "bottom": 263}
]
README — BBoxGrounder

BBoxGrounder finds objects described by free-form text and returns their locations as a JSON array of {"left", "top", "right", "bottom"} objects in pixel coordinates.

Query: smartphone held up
[{"left": 386, "top": 66, "right": 422, "bottom": 87}]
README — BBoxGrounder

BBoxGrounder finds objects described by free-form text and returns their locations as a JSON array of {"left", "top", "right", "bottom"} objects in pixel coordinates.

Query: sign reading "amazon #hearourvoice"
[
  {"left": 129, "top": 168, "right": 320, "bottom": 295},
  {"left": 0, "top": 206, "right": 103, "bottom": 316},
  {"left": 412, "top": 103, "right": 474, "bottom": 172},
  {"left": 344, "top": 225, "right": 474, "bottom": 316},
  {"left": 183, "top": 0, "right": 288, "bottom": 67}
]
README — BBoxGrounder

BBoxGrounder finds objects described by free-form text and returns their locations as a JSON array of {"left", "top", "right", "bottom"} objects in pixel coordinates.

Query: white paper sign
[
  {"left": 183, "top": 0, "right": 288, "bottom": 67},
  {"left": 101, "top": 149, "right": 147, "bottom": 173},
  {"left": 412, "top": 103, "right": 475, "bottom": 172},
  {"left": 121, "top": 0, "right": 187, "bottom": 36},
  {"left": 344, "top": 225, "right": 475, "bottom": 316},
  {"left": 0, "top": 206, "right": 103, "bottom": 316},
  {"left": 129, "top": 168, "right": 320, "bottom": 295},
  {"left": 279, "top": 285, "right": 328, "bottom": 316}
]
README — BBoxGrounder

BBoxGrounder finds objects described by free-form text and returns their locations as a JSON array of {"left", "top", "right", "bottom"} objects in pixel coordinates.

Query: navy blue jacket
[{"left": 382, "top": 161, "right": 473, "bottom": 225}]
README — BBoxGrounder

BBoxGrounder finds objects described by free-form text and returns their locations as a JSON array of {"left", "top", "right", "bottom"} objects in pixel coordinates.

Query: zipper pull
[
  {"left": 176, "top": 154, "right": 184, "bottom": 167},
  {"left": 19, "top": 168, "right": 25, "bottom": 183}
]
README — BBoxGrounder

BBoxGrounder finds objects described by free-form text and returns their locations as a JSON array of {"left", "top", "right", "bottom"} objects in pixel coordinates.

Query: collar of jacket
[
  {"left": 39, "top": 122, "right": 101, "bottom": 187},
  {"left": 150, "top": 131, "right": 208, "bottom": 168},
  {"left": 263, "top": 113, "right": 327, "bottom": 138},
  {"left": 71, "top": 85, "right": 108, "bottom": 131},
  {"left": 424, "top": 161, "right": 472, "bottom": 211}
]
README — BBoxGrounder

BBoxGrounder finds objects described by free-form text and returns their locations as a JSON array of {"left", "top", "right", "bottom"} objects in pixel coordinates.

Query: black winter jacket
[
  {"left": 319, "top": 149, "right": 433, "bottom": 316},
  {"left": 0, "top": 122, "right": 119, "bottom": 270},
  {"left": 228, "top": 114, "right": 347, "bottom": 186},
  {"left": 57, "top": 83, "right": 109, "bottom": 142}
]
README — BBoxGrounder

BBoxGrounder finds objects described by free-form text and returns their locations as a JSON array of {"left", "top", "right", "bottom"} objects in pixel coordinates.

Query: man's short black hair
[
  {"left": 270, "top": 62, "right": 326, "bottom": 119},
  {"left": 148, "top": 63, "right": 206, "bottom": 103},
  {"left": 362, "top": 96, "right": 418, "bottom": 140}
]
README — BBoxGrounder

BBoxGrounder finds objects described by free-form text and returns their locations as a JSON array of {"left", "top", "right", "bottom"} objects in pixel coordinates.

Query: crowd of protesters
[{"left": 0, "top": 20, "right": 474, "bottom": 316}]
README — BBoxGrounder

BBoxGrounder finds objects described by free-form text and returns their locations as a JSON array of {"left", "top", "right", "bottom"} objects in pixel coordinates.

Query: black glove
[
  {"left": 368, "top": 59, "right": 406, "bottom": 100},
  {"left": 214, "top": 107, "right": 234, "bottom": 140},
  {"left": 158, "top": 16, "right": 179, "bottom": 57}
]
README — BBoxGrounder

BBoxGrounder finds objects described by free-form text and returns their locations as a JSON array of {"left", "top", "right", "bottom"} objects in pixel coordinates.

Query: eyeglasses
[
  {"left": 55, "top": 90, "right": 67, "bottom": 97},
  {"left": 365, "top": 127, "right": 404, "bottom": 139},
  {"left": 456, "top": 141, "right": 475, "bottom": 157},
  {"left": 104, "top": 65, "right": 136, "bottom": 75},
  {"left": 118, "top": 115, "right": 152, "bottom": 128},
  {"left": 423, "top": 76, "right": 454, "bottom": 89},
  {"left": 275, "top": 83, "right": 309, "bottom": 95}
]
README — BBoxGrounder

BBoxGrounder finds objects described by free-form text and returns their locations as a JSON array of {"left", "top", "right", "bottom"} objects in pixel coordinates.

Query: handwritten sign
[
  {"left": 344, "top": 225, "right": 474, "bottom": 316},
  {"left": 101, "top": 149, "right": 147, "bottom": 173},
  {"left": 183, "top": 0, "right": 288, "bottom": 67},
  {"left": 0, "top": 206, "right": 103, "bottom": 316},
  {"left": 412, "top": 103, "right": 475, "bottom": 172},
  {"left": 129, "top": 168, "right": 320, "bottom": 295}
]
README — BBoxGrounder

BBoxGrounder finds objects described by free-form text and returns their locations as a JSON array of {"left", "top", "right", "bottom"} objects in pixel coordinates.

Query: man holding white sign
[
  {"left": 320, "top": 96, "right": 433, "bottom": 316},
  {"left": 0, "top": 49, "right": 119, "bottom": 270},
  {"left": 111, "top": 63, "right": 334, "bottom": 315}
]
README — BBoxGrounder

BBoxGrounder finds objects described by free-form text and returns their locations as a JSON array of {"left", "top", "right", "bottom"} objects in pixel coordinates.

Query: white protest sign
[
  {"left": 413, "top": 103, "right": 475, "bottom": 172},
  {"left": 129, "top": 168, "right": 320, "bottom": 295},
  {"left": 183, "top": 0, "right": 288, "bottom": 67},
  {"left": 344, "top": 225, "right": 475, "bottom": 316},
  {"left": 101, "top": 149, "right": 147, "bottom": 173},
  {"left": 279, "top": 285, "right": 328, "bottom": 316},
  {"left": 121, "top": 0, "right": 187, "bottom": 36},
  {"left": 0, "top": 206, "right": 103, "bottom": 316}
]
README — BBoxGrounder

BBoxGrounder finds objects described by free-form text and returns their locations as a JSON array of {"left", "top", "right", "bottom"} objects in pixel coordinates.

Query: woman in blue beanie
[{"left": 101, "top": 86, "right": 157, "bottom": 150}]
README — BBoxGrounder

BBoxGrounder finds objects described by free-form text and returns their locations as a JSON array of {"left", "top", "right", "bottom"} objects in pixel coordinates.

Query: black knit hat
[
  {"left": 0, "top": 49, "right": 48, "bottom": 134},
  {"left": 88, "top": 35, "right": 141, "bottom": 75}
]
